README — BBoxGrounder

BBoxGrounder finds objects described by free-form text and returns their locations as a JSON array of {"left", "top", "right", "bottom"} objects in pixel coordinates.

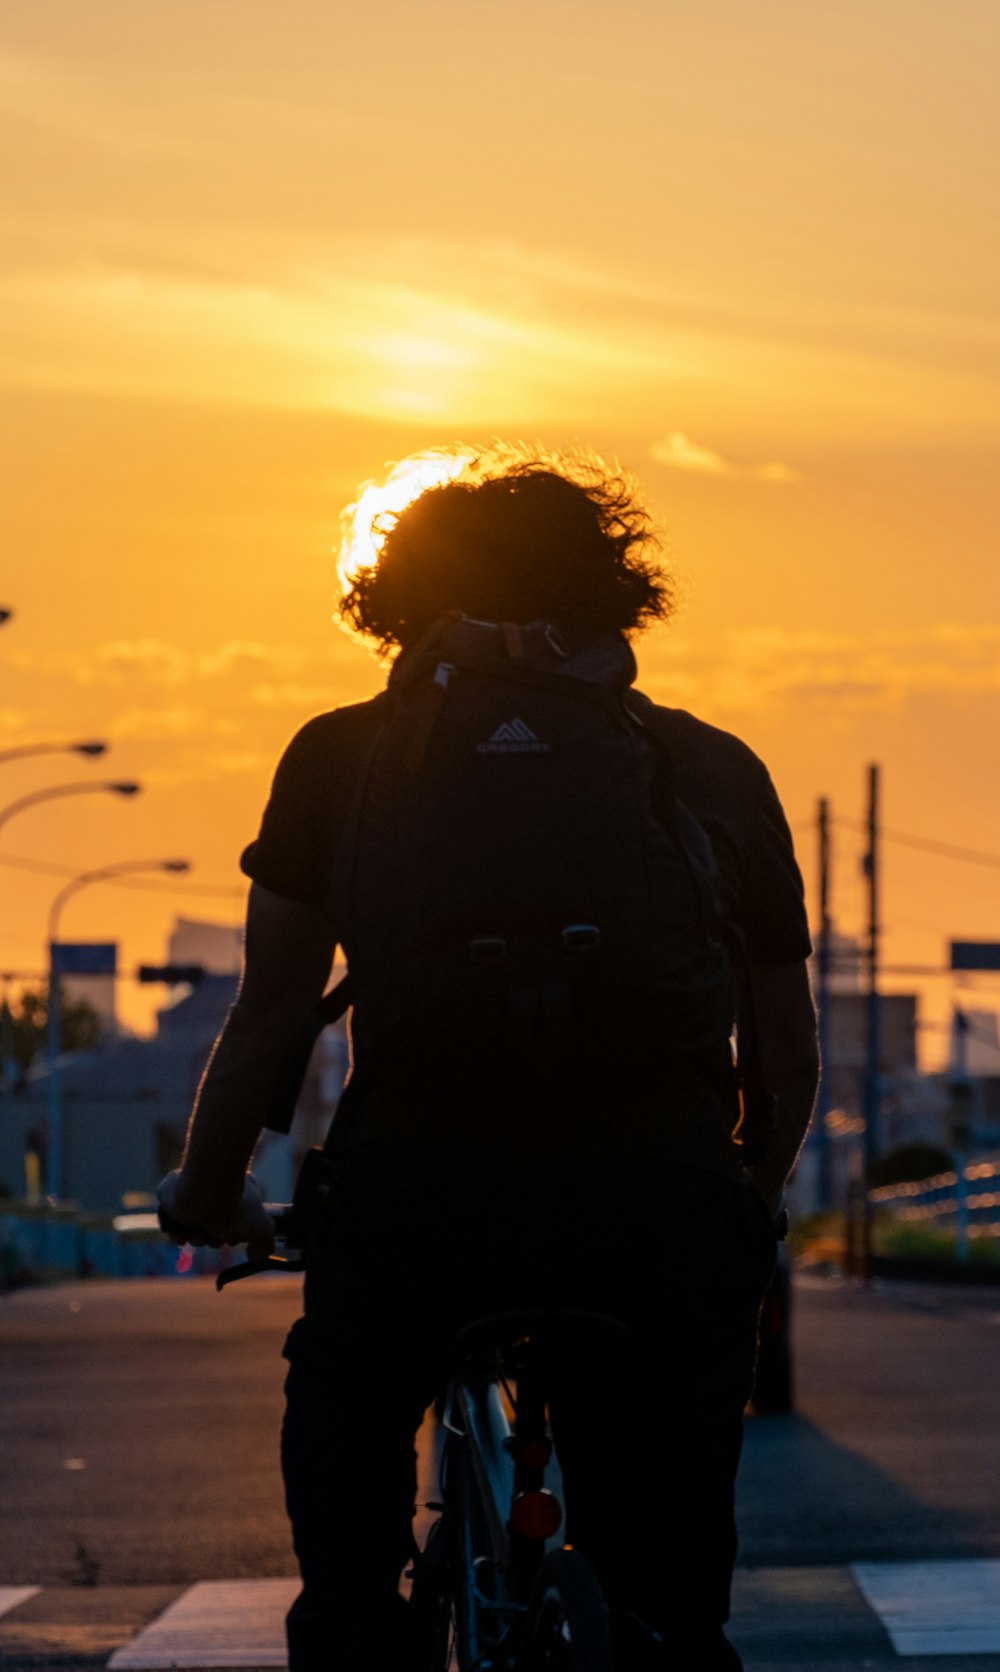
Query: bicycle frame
[
  {"left": 214, "top": 1196, "right": 620, "bottom": 1670},
  {"left": 420, "top": 1311, "right": 618, "bottom": 1671},
  {"left": 438, "top": 1359, "right": 521, "bottom": 1669}
]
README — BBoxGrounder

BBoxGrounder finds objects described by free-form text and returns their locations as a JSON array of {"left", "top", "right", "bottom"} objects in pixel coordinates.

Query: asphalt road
[{"left": 2, "top": 1271, "right": 1000, "bottom": 1668}]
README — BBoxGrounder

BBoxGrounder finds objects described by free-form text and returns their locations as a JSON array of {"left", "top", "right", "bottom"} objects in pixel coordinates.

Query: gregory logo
[{"left": 477, "top": 718, "right": 550, "bottom": 754}]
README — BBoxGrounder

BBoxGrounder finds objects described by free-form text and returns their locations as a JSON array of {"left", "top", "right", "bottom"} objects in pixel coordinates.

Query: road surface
[{"left": 2, "top": 1271, "right": 999, "bottom": 1668}]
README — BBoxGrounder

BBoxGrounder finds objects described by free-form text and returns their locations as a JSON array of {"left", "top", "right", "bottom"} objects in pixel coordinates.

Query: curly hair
[{"left": 338, "top": 448, "right": 675, "bottom": 655}]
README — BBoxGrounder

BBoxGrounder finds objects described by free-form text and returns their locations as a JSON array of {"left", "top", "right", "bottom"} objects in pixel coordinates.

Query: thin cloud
[
  {"left": 250, "top": 682, "right": 340, "bottom": 709},
  {"left": 108, "top": 708, "right": 240, "bottom": 742},
  {"left": 650, "top": 431, "right": 801, "bottom": 483},
  {"left": 95, "top": 640, "right": 189, "bottom": 683},
  {"left": 647, "top": 623, "right": 1000, "bottom": 713},
  {"left": 12, "top": 639, "right": 314, "bottom": 686},
  {"left": 197, "top": 641, "right": 306, "bottom": 679}
]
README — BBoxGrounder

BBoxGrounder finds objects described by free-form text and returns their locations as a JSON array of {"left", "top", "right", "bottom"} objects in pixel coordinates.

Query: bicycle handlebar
[
  {"left": 214, "top": 1202, "right": 299, "bottom": 1290},
  {"left": 163, "top": 1148, "right": 336, "bottom": 1291},
  {"left": 157, "top": 1201, "right": 301, "bottom": 1291}
]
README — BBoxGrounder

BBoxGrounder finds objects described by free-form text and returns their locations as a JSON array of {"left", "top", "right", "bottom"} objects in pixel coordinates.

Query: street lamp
[
  {"left": 47, "top": 857, "right": 190, "bottom": 944},
  {"left": 0, "top": 740, "right": 108, "bottom": 766},
  {"left": 0, "top": 780, "right": 140, "bottom": 837},
  {"left": 45, "top": 857, "right": 191, "bottom": 1201}
]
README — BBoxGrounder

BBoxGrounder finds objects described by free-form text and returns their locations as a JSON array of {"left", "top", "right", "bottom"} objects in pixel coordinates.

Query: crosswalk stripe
[
  {"left": 852, "top": 1560, "right": 1000, "bottom": 1656},
  {"left": 0, "top": 1587, "right": 40, "bottom": 1621},
  {"left": 108, "top": 1580, "right": 299, "bottom": 1670},
  {"left": 5, "top": 1561, "right": 1000, "bottom": 1665}
]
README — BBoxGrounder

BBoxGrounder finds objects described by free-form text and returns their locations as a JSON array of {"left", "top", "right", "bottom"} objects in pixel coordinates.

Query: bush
[{"left": 874, "top": 1216, "right": 1000, "bottom": 1266}]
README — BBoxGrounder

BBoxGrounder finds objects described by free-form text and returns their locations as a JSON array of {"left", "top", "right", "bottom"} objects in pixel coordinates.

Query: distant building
[
  {"left": 951, "top": 1009, "right": 1000, "bottom": 1076},
  {"left": 0, "top": 926, "right": 348, "bottom": 1213},
  {"left": 795, "top": 930, "right": 922, "bottom": 1211},
  {"left": 822, "top": 991, "right": 919, "bottom": 1116},
  {"left": 825, "top": 929, "right": 864, "bottom": 994},
  {"left": 167, "top": 916, "right": 242, "bottom": 977}
]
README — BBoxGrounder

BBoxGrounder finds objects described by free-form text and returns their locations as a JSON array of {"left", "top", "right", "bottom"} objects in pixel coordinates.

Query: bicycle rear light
[{"left": 510, "top": 1488, "right": 563, "bottom": 1541}]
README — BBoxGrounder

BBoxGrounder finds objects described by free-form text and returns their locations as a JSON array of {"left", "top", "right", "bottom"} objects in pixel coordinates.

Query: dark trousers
[{"left": 281, "top": 1140, "right": 776, "bottom": 1672}]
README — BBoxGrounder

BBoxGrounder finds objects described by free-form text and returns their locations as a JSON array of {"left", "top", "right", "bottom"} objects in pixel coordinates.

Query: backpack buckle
[
  {"left": 562, "top": 924, "right": 600, "bottom": 953},
  {"left": 469, "top": 936, "right": 508, "bottom": 963}
]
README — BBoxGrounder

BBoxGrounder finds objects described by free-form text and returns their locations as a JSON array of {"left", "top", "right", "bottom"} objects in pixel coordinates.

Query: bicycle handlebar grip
[{"left": 158, "top": 1204, "right": 212, "bottom": 1244}]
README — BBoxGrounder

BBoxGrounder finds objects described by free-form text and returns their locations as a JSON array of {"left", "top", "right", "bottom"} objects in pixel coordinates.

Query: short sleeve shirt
[{"left": 241, "top": 687, "right": 811, "bottom": 1176}]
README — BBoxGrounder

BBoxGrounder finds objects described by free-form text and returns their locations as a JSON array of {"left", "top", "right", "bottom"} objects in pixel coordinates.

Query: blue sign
[
  {"left": 50, "top": 942, "right": 117, "bottom": 976},
  {"left": 950, "top": 942, "right": 1000, "bottom": 972}
]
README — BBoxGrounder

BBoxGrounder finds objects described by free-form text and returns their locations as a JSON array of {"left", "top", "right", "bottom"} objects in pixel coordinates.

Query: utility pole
[
  {"left": 861, "top": 764, "right": 881, "bottom": 1275},
  {"left": 950, "top": 1007, "right": 972, "bottom": 1264},
  {"left": 815, "top": 797, "right": 833, "bottom": 1210}
]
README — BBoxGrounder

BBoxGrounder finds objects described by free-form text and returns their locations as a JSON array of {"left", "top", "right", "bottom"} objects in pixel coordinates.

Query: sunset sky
[{"left": 2, "top": 0, "right": 999, "bottom": 1059}]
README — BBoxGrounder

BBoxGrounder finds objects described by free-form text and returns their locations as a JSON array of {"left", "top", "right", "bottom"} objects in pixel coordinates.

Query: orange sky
[{"left": 2, "top": 1, "right": 999, "bottom": 1059}]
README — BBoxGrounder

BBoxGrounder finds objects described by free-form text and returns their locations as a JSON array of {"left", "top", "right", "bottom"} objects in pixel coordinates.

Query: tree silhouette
[{"left": 1, "top": 983, "right": 102, "bottom": 1084}]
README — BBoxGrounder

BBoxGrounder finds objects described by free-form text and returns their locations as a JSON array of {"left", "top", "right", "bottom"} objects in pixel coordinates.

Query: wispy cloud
[
  {"left": 12, "top": 639, "right": 317, "bottom": 687},
  {"left": 0, "top": 48, "right": 199, "bottom": 159},
  {"left": 650, "top": 431, "right": 800, "bottom": 483},
  {"left": 94, "top": 640, "right": 190, "bottom": 683},
  {"left": 6, "top": 230, "right": 992, "bottom": 439},
  {"left": 108, "top": 707, "right": 240, "bottom": 742},
  {"left": 139, "top": 748, "right": 271, "bottom": 788},
  {"left": 646, "top": 623, "right": 1000, "bottom": 714},
  {"left": 249, "top": 682, "right": 344, "bottom": 709}
]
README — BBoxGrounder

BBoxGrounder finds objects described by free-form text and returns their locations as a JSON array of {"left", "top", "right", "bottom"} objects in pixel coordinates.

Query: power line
[
  {"left": 832, "top": 816, "right": 1000, "bottom": 872},
  {"left": 0, "top": 849, "right": 245, "bottom": 899}
]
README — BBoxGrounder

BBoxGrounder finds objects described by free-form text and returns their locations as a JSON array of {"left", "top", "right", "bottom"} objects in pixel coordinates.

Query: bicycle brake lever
[{"left": 216, "top": 1252, "right": 306, "bottom": 1291}]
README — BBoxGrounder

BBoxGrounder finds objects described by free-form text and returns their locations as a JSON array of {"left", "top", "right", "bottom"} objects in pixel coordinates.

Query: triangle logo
[{"left": 477, "top": 717, "right": 550, "bottom": 754}]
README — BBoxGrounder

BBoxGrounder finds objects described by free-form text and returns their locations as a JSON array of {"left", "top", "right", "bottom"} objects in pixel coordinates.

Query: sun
[{"left": 336, "top": 447, "right": 475, "bottom": 596}]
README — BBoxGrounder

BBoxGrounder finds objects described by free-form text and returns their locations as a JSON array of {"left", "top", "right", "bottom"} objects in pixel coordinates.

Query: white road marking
[
  {"left": 0, "top": 1561, "right": 993, "bottom": 1665},
  {"left": 852, "top": 1560, "right": 1000, "bottom": 1656},
  {"left": 0, "top": 1587, "right": 40, "bottom": 1619},
  {"left": 108, "top": 1579, "right": 299, "bottom": 1669}
]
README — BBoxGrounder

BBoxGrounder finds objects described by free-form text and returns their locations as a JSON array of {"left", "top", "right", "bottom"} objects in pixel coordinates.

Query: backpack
[{"left": 332, "top": 615, "right": 738, "bottom": 1093}]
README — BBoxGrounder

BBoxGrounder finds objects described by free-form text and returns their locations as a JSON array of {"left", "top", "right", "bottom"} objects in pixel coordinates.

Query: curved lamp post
[
  {"left": 0, "top": 740, "right": 108, "bottom": 766},
  {"left": 47, "top": 857, "right": 190, "bottom": 945},
  {"left": 46, "top": 856, "right": 190, "bottom": 1201},
  {"left": 0, "top": 780, "right": 139, "bottom": 838}
]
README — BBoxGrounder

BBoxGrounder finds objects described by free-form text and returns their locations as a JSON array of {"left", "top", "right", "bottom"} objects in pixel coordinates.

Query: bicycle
[
  {"left": 409, "top": 1308, "right": 620, "bottom": 1672},
  {"left": 206, "top": 1153, "right": 620, "bottom": 1672}
]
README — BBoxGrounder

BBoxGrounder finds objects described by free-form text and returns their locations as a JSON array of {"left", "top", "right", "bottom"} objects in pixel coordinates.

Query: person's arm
[
  {"left": 744, "top": 960, "right": 820, "bottom": 1214},
  {"left": 157, "top": 882, "right": 337, "bottom": 1251}
]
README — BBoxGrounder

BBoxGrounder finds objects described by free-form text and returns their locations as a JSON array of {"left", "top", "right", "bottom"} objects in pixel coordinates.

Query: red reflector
[
  {"left": 510, "top": 1489, "right": 563, "bottom": 1541},
  {"left": 517, "top": 1440, "right": 551, "bottom": 1469}
]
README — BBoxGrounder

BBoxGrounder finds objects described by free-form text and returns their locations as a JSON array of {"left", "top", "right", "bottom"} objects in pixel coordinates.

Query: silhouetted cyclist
[{"left": 159, "top": 448, "right": 818, "bottom": 1672}]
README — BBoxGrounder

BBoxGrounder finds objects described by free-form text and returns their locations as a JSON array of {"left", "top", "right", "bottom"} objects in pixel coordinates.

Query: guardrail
[
  {"left": 0, "top": 1201, "right": 230, "bottom": 1286},
  {"left": 869, "top": 1156, "right": 1000, "bottom": 1259}
]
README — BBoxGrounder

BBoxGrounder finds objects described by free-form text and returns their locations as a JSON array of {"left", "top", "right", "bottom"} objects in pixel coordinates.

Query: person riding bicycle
[{"left": 159, "top": 447, "right": 818, "bottom": 1672}]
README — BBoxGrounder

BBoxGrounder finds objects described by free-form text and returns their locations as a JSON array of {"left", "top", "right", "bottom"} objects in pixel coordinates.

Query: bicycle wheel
[
  {"left": 408, "top": 1514, "right": 455, "bottom": 1672},
  {"left": 519, "top": 1548, "right": 613, "bottom": 1672}
]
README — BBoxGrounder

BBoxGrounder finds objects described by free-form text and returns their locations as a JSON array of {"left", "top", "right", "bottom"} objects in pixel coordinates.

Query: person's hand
[{"left": 157, "top": 1171, "right": 276, "bottom": 1261}]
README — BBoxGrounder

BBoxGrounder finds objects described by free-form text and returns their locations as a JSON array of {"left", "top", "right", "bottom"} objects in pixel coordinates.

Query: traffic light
[{"left": 137, "top": 964, "right": 205, "bottom": 986}]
